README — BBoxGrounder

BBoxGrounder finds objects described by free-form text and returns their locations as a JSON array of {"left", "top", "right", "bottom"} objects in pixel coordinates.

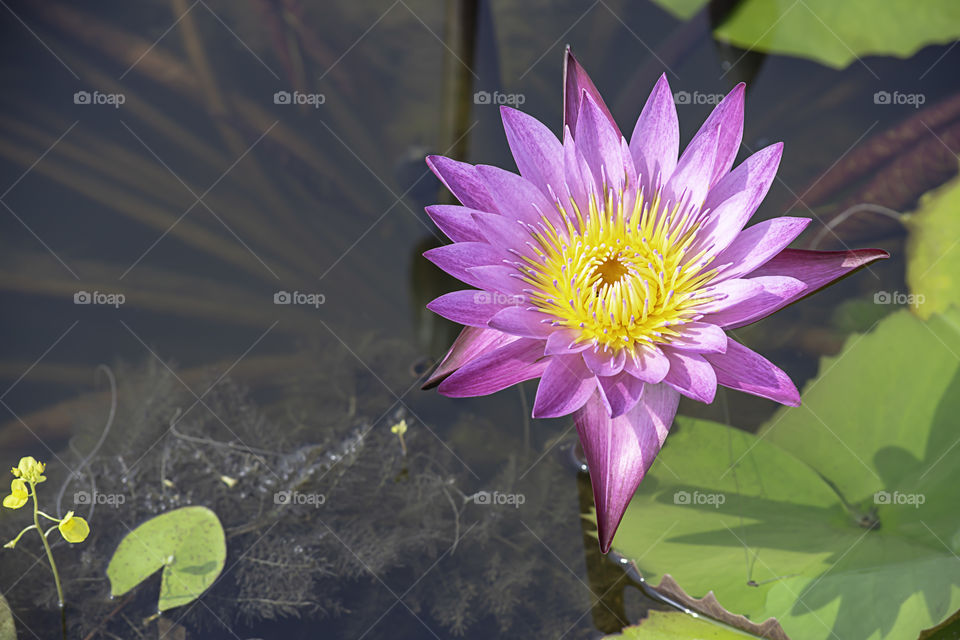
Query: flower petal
[
  {"left": 424, "top": 205, "right": 485, "bottom": 243},
  {"left": 693, "top": 278, "right": 764, "bottom": 314},
  {"left": 465, "top": 264, "right": 526, "bottom": 295},
  {"left": 692, "top": 83, "right": 745, "bottom": 187},
  {"left": 423, "top": 242, "right": 505, "bottom": 287},
  {"left": 711, "top": 217, "right": 810, "bottom": 280},
  {"left": 664, "top": 122, "right": 719, "bottom": 210},
  {"left": 725, "top": 248, "right": 889, "bottom": 328},
  {"left": 662, "top": 350, "right": 717, "bottom": 403},
  {"left": 704, "top": 338, "right": 800, "bottom": 406},
  {"left": 471, "top": 211, "right": 528, "bottom": 248},
  {"left": 501, "top": 106, "right": 564, "bottom": 198},
  {"left": 583, "top": 345, "right": 627, "bottom": 377},
  {"left": 623, "top": 345, "right": 670, "bottom": 383},
  {"left": 576, "top": 91, "right": 627, "bottom": 194},
  {"left": 564, "top": 46, "right": 619, "bottom": 137},
  {"left": 597, "top": 373, "right": 645, "bottom": 418},
  {"left": 703, "top": 275, "right": 805, "bottom": 328},
  {"left": 475, "top": 165, "right": 557, "bottom": 226},
  {"left": 667, "top": 321, "right": 728, "bottom": 354},
  {"left": 426, "top": 290, "right": 509, "bottom": 327},
  {"left": 575, "top": 384, "right": 680, "bottom": 552},
  {"left": 489, "top": 306, "right": 553, "bottom": 338},
  {"left": 629, "top": 73, "right": 679, "bottom": 193},
  {"left": 544, "top": 329, "right": 592, "bottom": 355},
  {"left": 426, "top": 156, "right": 497, "bottom": 212},
  {"left": 533, "top": 354, "right": 597, "bottom": 418},
  {"left": 438, "top": 338, "right": 547, "bottom": 397},
  {"left": 423, "top": 327, "right": 519, "bottom": 389}
]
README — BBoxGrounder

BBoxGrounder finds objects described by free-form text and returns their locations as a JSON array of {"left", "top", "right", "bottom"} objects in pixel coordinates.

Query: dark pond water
[{"left": 0, "top": 1, "right": 957, "bottom": 638}]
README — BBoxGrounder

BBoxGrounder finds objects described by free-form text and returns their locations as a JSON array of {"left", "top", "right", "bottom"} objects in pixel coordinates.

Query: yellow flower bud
[
  {"left": 58, "top": 511, "right": 90, "bottom": 543},
  {"left": 14, "top": 457, "right": 46, "bottom": 484},
  {"left": 2, "top": 478, "right": 28, "bottom": 509}
]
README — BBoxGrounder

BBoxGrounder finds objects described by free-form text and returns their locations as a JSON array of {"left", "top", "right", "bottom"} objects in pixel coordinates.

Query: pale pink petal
[
  {"left": 533, "top": 355, "right": 597, "bottom": 418},
  {"left": 438, "top": 338, "right": 547, "bottom": 397},
  {"left": 426, "top": 290, "right": 509, "bottom": 327},
  {"left": 544, "top": 329, "right": 592, "bottom": 356},
  {"left": 662, "top": 349, "right": 717, "bottom": 403},
  {"left": 576, "top": 91, "right": 627, "bottom": 194},
  {"left": 711, "top": 217, "right": 810, "bottom": 280},
  {"left": 423, "top": 242, "right": 505, "bottom": 288},
  {"left": 576, "top": 384, "right": 680, "bottom": 552},
  {"left": 582, "top": 345, "right": 627, "bottom": 377},
  {"left": 564, "top": 46, "right": 619, "bottom": 137},
  {"left": 501, "top": 106, "right": 564, "bottom": 198},
  {"left": 598, "top": 373, "right": 645, "bottom": 418},
  {"left": 667, "top": 321, "right": 728, "bottom": 354},
  {"left": 623, "top": 345, "right": 670, "bottom": 383},
  {"left": 423, "top": 327, "right": 518, "bottom": 389},
  {"left": 426, "top": 155, "right": 497, "bottom": 212},
  {"left": 425, "top": 205, "right": 485, "bottom": 242},
  {"left": 703, "top": 276, "right": 805, "bottom": 328},
  {"left": 629, "top": 73, "right": 679, "bottom": 193},
  {"left": 488, "top": 306, "right": 553, "bottom": 338},
  {"left": 705, "top": 338, "right": 800, "bottom": 406}
]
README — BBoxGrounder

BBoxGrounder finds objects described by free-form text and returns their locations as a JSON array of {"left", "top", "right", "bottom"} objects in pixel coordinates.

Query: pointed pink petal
[
  {"left": 711, "top": 216, "right": 811, "bottom": 280},
  {"left": 662, "top": 349, "right": 717, "bottom": 403},
  {"left": 471, "top": 211, "right": 528, "bottom": 247},
  {"left": 488, "top": 306, "right": 553, "bottom": 338},
  {"left": 705, "top": 338, "right": 800, "bottom": 406},
  {"left": 544, "top": 329, "right": 591, "bottom": 355},
  {"left": 423, "top": 327, "right": 518, "bottom": 389},
  {"left": 562, "top": 125, "right": 591, "bottom": 211},
  {"left": 465, "top": 264, "right": 525, "bottom": 295},
  {"left": 693, "top": 278, "right": 764, "bottom": 314},
  {"left": 425, "top": 205, "right": 486, "bottom": 242},
  {"left": 576, "top": 384, "right": 681, "bottom": 552},
  {"left": 438, "top": 338, "right": 547, "bottom": 397},
  {"left": 623, "top": 345, "right": 670, "bottom": 383},
  {"left": 583, "top": 346, "right": 627, "bottom": 377},
  {"left": 598, "top": 373, "right": 645, "bottom": 418},
  {"left": 702, "top": 275, "right": 803, "bottom": 328},
  {"left": 564, "top": 47, "right": 619, "bottom": 137},
  {"left": 426, "top": 290, "right": 508, "bottom": 327},
  {"left": 423, "top": 242, "right": 505, "bottom": 288},
  {"left": 629, "top": 73, "right": 679, "bottom": 193},
  {"left": 426, "top": 156, "right": 497, "bottom": 212},
  {"left": 576, "top": 91, "right": 627, "bottom": 194},
  {"left": 533, "top": 354, "right": 597, "bottom": 418},
  {"left": 475, "top": 165, "right": 556, "bottom": 226},
  {"left": 725, "top": 248, "right": 889, "bottom": 328},
  {"left": 691, "top": 83, "right": 745, "bottom": 187},
  {"left": 664, "top": 123, "right": 719, "bottom": 209},
  {"left": 667, "top": 321, "right": 728, "bottom": 354},
  {"left": 501, "top": 106, "right": 564, "bottom": 199}
]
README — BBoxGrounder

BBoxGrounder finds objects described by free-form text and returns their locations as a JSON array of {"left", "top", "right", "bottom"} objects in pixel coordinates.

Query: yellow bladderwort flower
[
  {"left": 12, "top": 456, "right": 46, "bottom": 484},
  {"left": 2, "top": 478, "right": 29, "bottom": 509},
  {"left": 58, "top": 511, "right": 90, "bottom": 543},
  {"left": 2, "top": 456, "right": 90, "bottom": 606}
]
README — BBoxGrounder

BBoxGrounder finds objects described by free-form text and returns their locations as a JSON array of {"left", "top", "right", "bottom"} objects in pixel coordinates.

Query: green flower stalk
[{"left": 2, "top": 456, "right": 90, "bottom": 607}]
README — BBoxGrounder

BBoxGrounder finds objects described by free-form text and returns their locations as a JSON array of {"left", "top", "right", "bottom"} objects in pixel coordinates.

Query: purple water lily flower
[{"left": 422, "top": 49, "right": 887, "bottom": 552}]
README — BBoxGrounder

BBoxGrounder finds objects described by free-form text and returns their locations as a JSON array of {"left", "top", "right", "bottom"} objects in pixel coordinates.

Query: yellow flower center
[{"left": 522, "top": 188, "right": 717, "bottom": 352}]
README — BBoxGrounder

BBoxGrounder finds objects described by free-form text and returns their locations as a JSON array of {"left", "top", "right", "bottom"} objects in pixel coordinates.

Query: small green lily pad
[
  {"left": 0, "top": 593, "right": 15, "bottom": 640},
  {"left": 606, "top": 610, "right": 762, "bottom": 639},
  {"left": 904, "top": 164, "right": 960, "bottom": 319},
  {"left": 107, "top": 506, "right": 226, "bottom": 611}
]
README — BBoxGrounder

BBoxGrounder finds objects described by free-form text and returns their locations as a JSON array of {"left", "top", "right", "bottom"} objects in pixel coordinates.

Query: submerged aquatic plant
[
  {"left": 2, "top": 456, "right": 89, "bottom": 606},
  {"left": 423, "top": 48, "right": 888, "bottom": 552}
]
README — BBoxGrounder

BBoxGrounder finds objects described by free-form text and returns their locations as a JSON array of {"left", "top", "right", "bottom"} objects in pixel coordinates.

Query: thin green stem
[
  {"left": 36, "top": 510, "right": 61, "bottom": 523},
  {"left": 31, "top": 484, "right": 64, "bottom": 607},
  {"left": 4, "top": 523, "right": 38, "bottom": 549}
]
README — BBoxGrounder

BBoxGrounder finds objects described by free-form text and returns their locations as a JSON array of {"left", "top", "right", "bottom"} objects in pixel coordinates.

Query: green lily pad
[
  {"left": 904, "top": 165, "right": 960, "bottom": 319},
  {"left": 608, "top": 309, "right": 960, "bottom": 640},
  {"left": 606, "top": 610, "right": 762, "bottom": 639},
  {"left": 652, "top": 0, "right": 960, "bottom": 69},
  {"left": 0, "top": 593, "right": 14, "bottom": 640},
  {"left": 107, "top": 506, "right": 226, "bottom": 611}
]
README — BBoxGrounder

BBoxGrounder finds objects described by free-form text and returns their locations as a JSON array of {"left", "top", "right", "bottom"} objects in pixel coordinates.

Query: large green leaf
[
  {"left": 606, "top": 610, "right": 762, "bottom": 639},
  {"left": 0, "top": 593, "right": 14, "bottom": 640},
  {"left": 652, "top": 0, "right": 960, "bottom": 69},
  {"left": 609, "top": 309, "right": 960, "bottom": 640},
  {"left": 904, "top": 166, "right": 960, "bottom": 319},
  {"left": 107, "top": 506, "right": 226, "bottom": 611}
]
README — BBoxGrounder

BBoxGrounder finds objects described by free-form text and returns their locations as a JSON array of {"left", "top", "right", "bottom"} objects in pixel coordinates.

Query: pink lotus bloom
[{"left": 422, "top": 49, "right": 887, "bottom": 552}]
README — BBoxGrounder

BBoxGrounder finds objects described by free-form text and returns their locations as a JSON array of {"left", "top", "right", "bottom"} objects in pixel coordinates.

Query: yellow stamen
[{"left": 522, "top": 187, "right": 716, "bottom": 352}]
